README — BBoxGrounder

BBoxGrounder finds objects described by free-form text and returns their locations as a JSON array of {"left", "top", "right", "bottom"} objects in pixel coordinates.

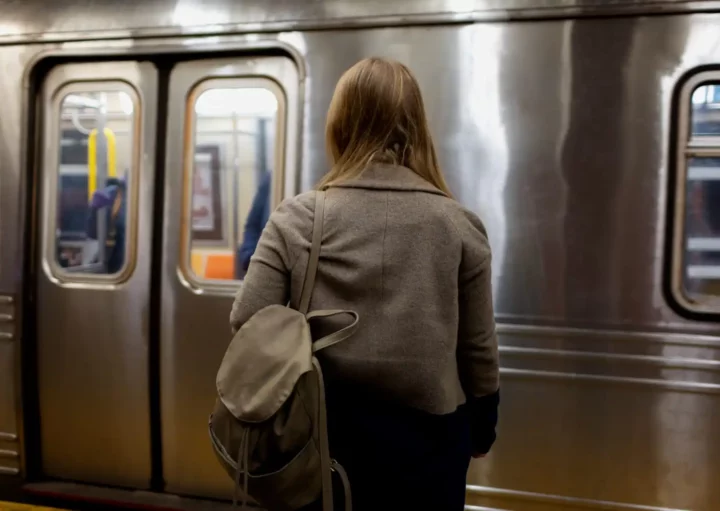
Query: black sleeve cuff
[{"left": 468, "top": 389, "right": 499, "bottom": 455}]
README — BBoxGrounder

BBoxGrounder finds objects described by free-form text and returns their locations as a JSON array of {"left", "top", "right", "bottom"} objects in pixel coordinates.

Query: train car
[{"left": 1, "top": 1, "right": 720, "bottom": 510}]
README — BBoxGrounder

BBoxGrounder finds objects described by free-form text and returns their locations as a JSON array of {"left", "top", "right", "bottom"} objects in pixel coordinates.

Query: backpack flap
[{"left": 217, "top": 304, "right": 314, "bottom": 423}]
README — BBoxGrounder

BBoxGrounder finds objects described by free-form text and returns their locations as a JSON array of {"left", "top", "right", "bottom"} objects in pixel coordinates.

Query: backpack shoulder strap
[
  {"left": 299, "top": 191, "right": 326, "bottom": 315},
  {"left": 307, "top": 310, "right": 359, "bottom": 353}
]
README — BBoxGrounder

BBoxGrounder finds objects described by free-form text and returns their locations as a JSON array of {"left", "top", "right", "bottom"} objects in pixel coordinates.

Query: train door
[
  {"left": 36, "top": 62, "right": 158, "bottom": 487},
  {"left": 160, "top": 56, "right": 300, "bottom": 497}
]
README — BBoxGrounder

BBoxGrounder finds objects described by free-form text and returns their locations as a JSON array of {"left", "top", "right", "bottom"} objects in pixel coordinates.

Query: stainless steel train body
[{"left": 1, "top": 1, "right": 720, "bottom": 510}]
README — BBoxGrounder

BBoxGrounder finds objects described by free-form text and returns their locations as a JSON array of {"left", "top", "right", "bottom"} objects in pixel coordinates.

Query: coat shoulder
[{"left": 436, "top": 198, "right": 489, "bottom": 242}]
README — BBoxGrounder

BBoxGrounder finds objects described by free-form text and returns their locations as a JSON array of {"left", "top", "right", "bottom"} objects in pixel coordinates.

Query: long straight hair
[{"left": 318, "top": 57, "right": 453, "bottom": 197}]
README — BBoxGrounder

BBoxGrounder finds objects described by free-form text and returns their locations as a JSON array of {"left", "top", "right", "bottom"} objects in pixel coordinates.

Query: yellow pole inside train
[{"left": 87, "top": 127, "right": 117, "bottom": 200}]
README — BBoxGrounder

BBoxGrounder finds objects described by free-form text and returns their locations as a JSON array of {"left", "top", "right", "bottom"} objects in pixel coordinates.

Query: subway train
[{"left": 1, "top": 1, "right": 720, "bottom": 510}]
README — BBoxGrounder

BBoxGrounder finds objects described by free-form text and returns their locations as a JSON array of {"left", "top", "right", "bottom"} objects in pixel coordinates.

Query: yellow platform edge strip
[{"left": 0, "top": 501, "right": 69, "bottom": 511}]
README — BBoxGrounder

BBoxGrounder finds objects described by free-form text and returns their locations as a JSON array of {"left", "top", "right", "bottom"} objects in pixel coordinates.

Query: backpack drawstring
[
  {"left": 332, "top": 460, "right": 353, "bottom": 511},
  {"left": 233, "top": 428, "right": 250, "bottom": 509}
]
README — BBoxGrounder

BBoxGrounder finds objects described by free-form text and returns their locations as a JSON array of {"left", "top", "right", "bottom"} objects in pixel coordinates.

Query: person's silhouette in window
[
  {"left": 238, "top": 172, "right": 271, "bottom": 277},
  {"left": 86, "top": 177, "right": 127, "bottom": 274}
]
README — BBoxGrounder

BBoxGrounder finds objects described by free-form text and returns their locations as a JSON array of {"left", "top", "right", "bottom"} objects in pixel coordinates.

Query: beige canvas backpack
[{"left": 209, "top": 191, "right": 358, "bottom": 511}]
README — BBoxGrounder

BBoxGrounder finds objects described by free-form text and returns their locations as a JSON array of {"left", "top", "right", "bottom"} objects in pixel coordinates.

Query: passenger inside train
[
  {"left": 237, "top": 170, "right": 272, "bottom": 276},
  {"left": 86, "top": 176, "right": 127, "bottom": 274}
]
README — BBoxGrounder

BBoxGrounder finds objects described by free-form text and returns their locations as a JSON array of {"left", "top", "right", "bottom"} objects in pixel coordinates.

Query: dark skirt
[{"left": 301, "top": 387, "right": 473, "bottom": 511}]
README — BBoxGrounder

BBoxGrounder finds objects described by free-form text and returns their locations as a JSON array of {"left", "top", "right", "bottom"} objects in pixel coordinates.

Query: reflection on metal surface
[
  {"left": 0, "top": 295, "right": 18, "bottom": 479},
  {"left": 501, "top": 346, "right": 720, "bottom": 371},
  {"left": 501, "top": 368, "right": 720, "bottom": 394},
  {"left": 1, "top": 0, "right": 720, "bottom": 43},
  {"left": 22, "top": 480, "right": 246, "bottom": 510},
  {"left": 468, "top": 486, "right": 691, "bottom": 511},
  {"left": 497, "top": 322, "right": 720, "bottom": 347},
  {"left": 36, "top": 62, "right": 158, "bottom": 488}
]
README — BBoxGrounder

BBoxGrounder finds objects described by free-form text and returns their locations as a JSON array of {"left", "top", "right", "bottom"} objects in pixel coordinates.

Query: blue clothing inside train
[
  {"left": 238, "top": 172, "right": 272, "bottom": 273},
  {"left": 86, "top": 179, "right": 127, "bottom": 274}
]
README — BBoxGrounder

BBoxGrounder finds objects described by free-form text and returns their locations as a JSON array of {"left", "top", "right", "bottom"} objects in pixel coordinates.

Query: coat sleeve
[
  {"left": 455, "top": 208, "right": 499, "bottom": 397},
  {"left": 467, "top": 389, "right": 500, "bottom": 455},
  {"left": 453, "top": 207, "right": 500, "bottom": 453},
  {"left": 229, "top": 194, "right": 313, "bottom": 334}
]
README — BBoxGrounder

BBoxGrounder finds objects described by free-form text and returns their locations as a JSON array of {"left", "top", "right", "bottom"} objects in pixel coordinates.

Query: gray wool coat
[{"left": 230, "top": 164, "right": 499, "bottom": 415}]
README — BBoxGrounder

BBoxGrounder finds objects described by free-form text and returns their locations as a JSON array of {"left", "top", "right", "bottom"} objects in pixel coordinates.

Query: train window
[
  {"left": 691, "top": 84, "right": 720, "bottom": 137},
  {"left": 673, "top": 76, "right": 720, "bottom": 312},
  {"left": 54, "top": 87, "right": 138, "bottom": 278},
  {"left": 186, "top": 83, "right": 281, "bottom": 282}
]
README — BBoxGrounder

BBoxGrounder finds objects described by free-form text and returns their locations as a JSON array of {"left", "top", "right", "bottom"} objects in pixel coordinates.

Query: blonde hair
[{"left": 318, "top": 57, "right": 453, "bottom": 197}]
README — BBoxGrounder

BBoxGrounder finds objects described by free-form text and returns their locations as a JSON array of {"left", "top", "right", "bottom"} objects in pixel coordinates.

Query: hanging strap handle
[{"left": 299, "top": 191, "right": 326, "bottom": 315}]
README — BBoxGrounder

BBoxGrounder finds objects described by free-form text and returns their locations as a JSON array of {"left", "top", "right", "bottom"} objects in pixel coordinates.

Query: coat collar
[{"left": 327, "top": 164, "right": 448, "bottom": 197}]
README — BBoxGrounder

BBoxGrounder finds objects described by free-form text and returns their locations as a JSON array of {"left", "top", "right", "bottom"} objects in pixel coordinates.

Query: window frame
[
  {"left": 181, "top": 76, "right": 287, "bottom": 288},
  {"left": 671, "top": 70, "right": 720, "bottom": 314},
  {"left": 43, "top": 80, "right": 141, "bottom": 285}
]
